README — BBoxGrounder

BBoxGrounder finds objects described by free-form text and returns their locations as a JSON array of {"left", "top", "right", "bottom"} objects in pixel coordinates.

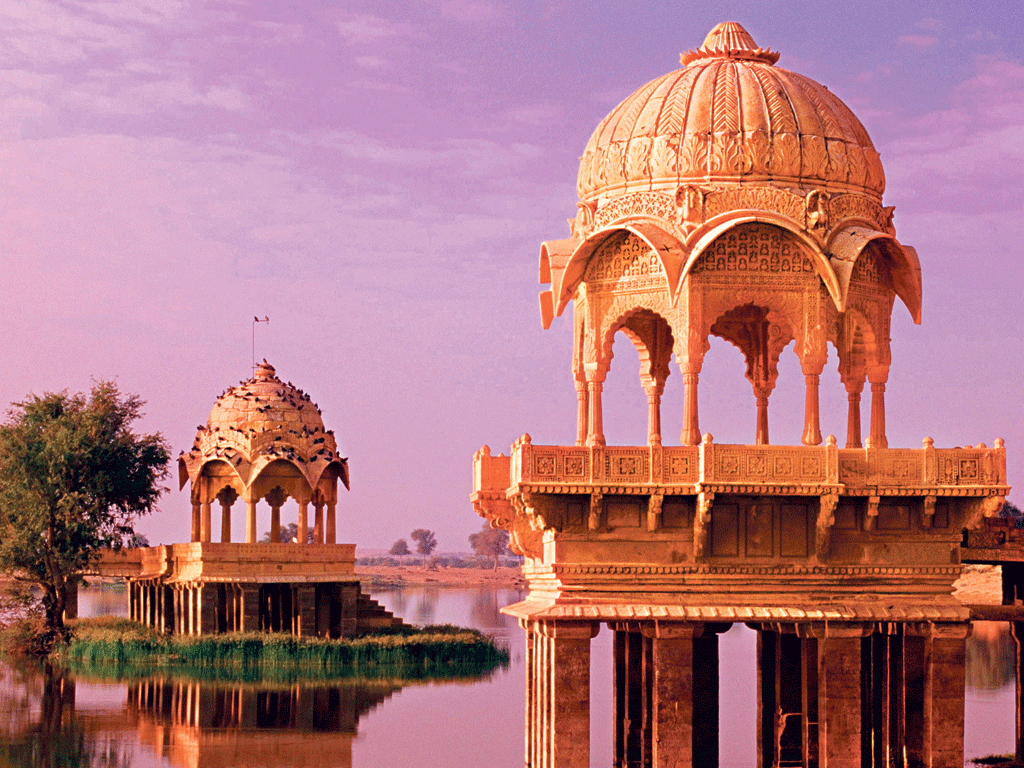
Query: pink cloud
[{"left": 898, "top": 34, "right": 939, "bottom": 48}]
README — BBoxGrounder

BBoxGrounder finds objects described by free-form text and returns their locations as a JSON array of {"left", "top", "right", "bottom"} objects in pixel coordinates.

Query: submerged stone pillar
[
  {"left": 817, "top": 624, "right": 866, "bottom": 768},
  {"left": 239, "top": 585, "right": 259, "bottom": 632},
  {"left": 295, "top": 586, "right": 316, "bottom": 636},
  {"left": 525, "top": 620, "right": 597, "bottom": 768},
  {"left": 919, "top": 623, "right": 969, "bottom": 768}
]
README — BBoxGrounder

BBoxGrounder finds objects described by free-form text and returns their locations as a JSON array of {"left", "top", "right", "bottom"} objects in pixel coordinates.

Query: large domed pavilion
[{"left": 473, "top": 22, "right": 1007, "bottom": 768}]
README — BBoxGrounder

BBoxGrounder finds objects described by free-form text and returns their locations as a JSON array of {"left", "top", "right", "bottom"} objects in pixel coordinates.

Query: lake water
[{"left": 0, "top": 583, "right": 1017, "bottom": 767}]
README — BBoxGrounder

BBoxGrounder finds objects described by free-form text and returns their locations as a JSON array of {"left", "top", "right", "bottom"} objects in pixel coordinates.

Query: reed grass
[{"left": 59, "top": 617, "right": 509, "bottom": 683}]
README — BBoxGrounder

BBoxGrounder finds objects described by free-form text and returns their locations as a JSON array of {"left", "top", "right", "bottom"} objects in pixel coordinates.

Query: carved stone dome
[
  {"left": 206, "top": 361, "right": 327, "bottom": 435},
  {"left": 178, "top": 361, "right": 348, "bottom": 493},
  {"left": 577, "top": 22, "right": 885, "bottom": 202}
]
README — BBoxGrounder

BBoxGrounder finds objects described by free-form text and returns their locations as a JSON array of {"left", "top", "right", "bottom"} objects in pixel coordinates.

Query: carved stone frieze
[
  {"left": 593, "top": 192, "right": 677, "bottom": 230},
  {"left": 703, "top": 185, "right": 804, "bottom": 224},
  {"left": 584, "top": 232, "right": 669, "bottom": 296}
]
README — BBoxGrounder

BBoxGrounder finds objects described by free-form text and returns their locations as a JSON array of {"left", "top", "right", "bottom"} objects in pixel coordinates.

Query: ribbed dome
[
  {"left": 578, "top": 22, "right": 885, "bottom": 202},
  {"left": 178, "top": 361, "right": 347, "bottom": 492},
  {"left": 207, "top": 361, "right": 326, "bottom": 434}
]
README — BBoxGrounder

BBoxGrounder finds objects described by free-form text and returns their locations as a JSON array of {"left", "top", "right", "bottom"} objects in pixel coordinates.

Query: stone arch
[
  {"left": 551, "top": 221, "right": 685, "bottom": 317},
  {"left": 679, "top": 214, "right": 842, "bottom": 309}
]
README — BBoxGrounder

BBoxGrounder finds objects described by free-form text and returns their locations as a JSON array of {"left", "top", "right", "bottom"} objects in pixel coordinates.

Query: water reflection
[
  {"left": 0, "top": 662, "right": 135, "bottom": 768},
  {"left": 967, "top": 620, "right": 1017, "bottom": 691},
  {"left": 128, "top": 677, "right": 401, "bottom": 768},
  {"left": 2, "top": 587, "right": 1019, "bottom": 767}
]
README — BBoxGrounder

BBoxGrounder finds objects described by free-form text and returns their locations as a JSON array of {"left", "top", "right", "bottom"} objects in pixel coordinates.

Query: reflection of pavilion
[
  {"left": 473, "top": 22, "right": 1009, "bottom": 768},
  {"left": 126, "top": 677, "right": 400, "bottom": 768},
  {"left": 93, "top": 362, "right": 402, "bottom": 636}
]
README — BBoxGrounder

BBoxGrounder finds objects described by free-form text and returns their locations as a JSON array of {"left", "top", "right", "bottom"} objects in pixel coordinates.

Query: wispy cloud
[{"left": 898, "top": 34, "right": 939, "bottom": 48}]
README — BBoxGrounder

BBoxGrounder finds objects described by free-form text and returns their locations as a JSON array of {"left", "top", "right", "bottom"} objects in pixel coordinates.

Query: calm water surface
[{"left": 0, "top": 584, "right": 1016, "bottom": 767}]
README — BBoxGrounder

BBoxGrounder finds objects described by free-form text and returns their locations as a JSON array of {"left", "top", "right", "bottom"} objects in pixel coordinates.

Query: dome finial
[
  {"left": 681, "top": 21, "right": 780, "bottom": 67},
  {"left": 254, "top": 361, "right": 276, "bottom": 381}
]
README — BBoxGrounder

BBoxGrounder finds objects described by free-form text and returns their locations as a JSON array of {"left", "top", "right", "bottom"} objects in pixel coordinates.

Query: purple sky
[{"left": 1, "top": 2, "right": 1022, "bottom": 551}]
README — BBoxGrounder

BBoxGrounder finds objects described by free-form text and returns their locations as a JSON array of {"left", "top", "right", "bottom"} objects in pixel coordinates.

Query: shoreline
[{"left": 355, "top": 565, "right": 527, "bottom": 590}]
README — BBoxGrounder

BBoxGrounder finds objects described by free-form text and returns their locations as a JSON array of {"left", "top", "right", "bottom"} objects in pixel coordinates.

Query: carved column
[
  {"left": 191, "top": 500, "right": 201, "bottom": 543},
  {"left": 585, "top": 372, "right": 605, "bottom": 448},
  {"left": 801, "top": 372, "right": 823, "bottom": 446},
  {"left": 845, "top": 381, "right": 864, "bottom": 448},
  {"left": 266, "top": 487, "right": 287, "bottom": 543},
  {"left": 866, "top": 374, "right": 888, "bottom": 449},
  {"left": 681, "top": 372, "right": 700, "bottom": 446},
  {"left": 643, "top": 380, "right": 664, "bottom": 447},
  {"left": 326, "top": 500, "right": 336, "bottom": 543},
  {"left": 245, "top": 497, "right": 257, "bottom": 544},
  {"left": 313, "top": 502, "right": 324, "bottom": 544},
  {"left": 297, "top": 500, "right": 309, "bottom": 545},
  {"left": 575, "top": 379, "right": 589, "bottom": 447},
  {"left": 754, "top": 386, "right": 770, "bottom": 445},
  {"left": 218, "top": 487, "right": 237, "bottom": 544}
]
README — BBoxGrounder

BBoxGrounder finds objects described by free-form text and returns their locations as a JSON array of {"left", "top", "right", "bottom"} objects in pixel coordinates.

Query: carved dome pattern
[
  {"left": 577, "top": 22, "right": 885, "bottom": 201},
  {"left": 178, "top": 361, "right": 349, "bottom": 492}
]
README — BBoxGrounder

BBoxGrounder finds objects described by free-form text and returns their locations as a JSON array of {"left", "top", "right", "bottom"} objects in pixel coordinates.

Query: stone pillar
[
  {"left": 817, "top": 625, "right": 865, "bottom": 768},
  {"left": 802, "top": 373, "right": 823, "bottom": 446},
  {"left": 191, "top": 501, "right": 201, "bottom": 542},
  {"left": 648, "top": 623, "right": 719, "bottom": 768},
  {"left": 586, "top": 378, "right": 605, "bottom": 448},
  {"left": 575, "top": 380, "right": 589, "bottom": 447},
  {"left": 239, "top": 585, "right": 260, "bottom": 632},
  {"left": 246, "top": 499, "right": 258, "bottom": 543},
  {"left": 326, "top": 501, "right": 336, "bottom": 544},
  {"left": 297, "top": 501, "right": 309, "bottom": 545},
  {"left": 755, "top": 387, "right": 770, "bottom": 445},
  {"left": 200, "top": 499, "right": 212, "bottom": 543},
  {"left": 270, "top": 505, "right": 281, "bottom": 543},
  {"left": 642, "top": 380, "right": 663, "bottom": 447},
  {"left": 614, "top": 627, "right": 650, "bottom": 766},
  {"left": 295, "top": 586, "right": 316, "bottom": 636},
  {"left": 529, "top": 621, "right": 597, "bottom": 768},
  {"left": 198, "top": 584, "right": 217, "bottom": 635},
  {"left": 866, "top": 378, "right": 888, "bottom": 449},
  {"left": 918, "top": 623, "right": 969, "bottom": 768},
  {"left": 845, "top": 382, "right": 864, "bottom": 448},
  {"left": 313, "top": 503, "right": 324, "bottom": 544},
  {"left": 681, "top": 372, "right": 700, "bottom": 446},
  {"left": 220, "top": 498, "right": 232, "bottom": 543}
]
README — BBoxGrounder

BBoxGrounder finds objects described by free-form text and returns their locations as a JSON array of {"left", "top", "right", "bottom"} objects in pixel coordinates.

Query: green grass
[{"left": 59, "top": 617, "right": 509, "bottom": 684}]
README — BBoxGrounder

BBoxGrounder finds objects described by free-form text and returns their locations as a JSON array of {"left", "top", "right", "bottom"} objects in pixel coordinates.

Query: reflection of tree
[
  {"left": 471, "top": 588, "right": 526, "bottom": 633},
  {"left": 414, "top": 588, "right": 439, "bottom": 625},
  {"left": 0, "top": 662, "right": 134, "bottom": 768},
  {"left": 966, "top": 621, "right": 1016, "bottom": 691}
]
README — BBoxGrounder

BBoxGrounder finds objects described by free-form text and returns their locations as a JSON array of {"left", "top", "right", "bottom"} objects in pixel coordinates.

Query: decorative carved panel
[
  {"left": 593, "top": 192, "right": 676, "bottom": 229},
  {"left": 585, "top": 232, "right": 668, "bottom": 295}
]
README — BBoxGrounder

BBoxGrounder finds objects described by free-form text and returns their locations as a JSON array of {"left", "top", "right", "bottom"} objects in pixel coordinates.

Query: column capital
[{"left": 531, "top": 620, "right": 600, "bottom": 640}]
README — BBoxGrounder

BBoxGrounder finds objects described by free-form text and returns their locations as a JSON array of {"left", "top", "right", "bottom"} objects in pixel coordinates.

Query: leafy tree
[
  {"left": 410, "top": 528, "right": 438, "bottom": 561},
  {"left": 260, "top": 521, "right": 313, "bottom": 543},
  {"left": 0, "top": 381, "right": 170, "bottom": 648},
  {"left": 389, "top": 538, "right": 411, "bottom": 564},
  {"left": 469, "top": 523, "right": 510, "bottom": 570}
]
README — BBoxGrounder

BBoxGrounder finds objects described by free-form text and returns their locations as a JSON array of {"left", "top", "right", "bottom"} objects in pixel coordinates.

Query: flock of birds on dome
[{"left": 179, "top": 367, "right": 344, "bottom": 471}]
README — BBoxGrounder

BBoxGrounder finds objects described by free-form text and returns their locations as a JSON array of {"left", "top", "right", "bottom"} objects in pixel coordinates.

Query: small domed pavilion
[
  {"left": 113, "top": 363, "right": 400, "bottom": 638},
  {"left": 179, "top": 361, "right": 349, "bottom": 546},
  {"left": 474, "top": 22, "right": 1008, "bottom": 768}
]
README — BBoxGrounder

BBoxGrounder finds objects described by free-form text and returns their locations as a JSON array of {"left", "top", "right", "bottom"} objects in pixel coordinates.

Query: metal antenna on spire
[{"left": 252, "top": 316, "right": 270, "bottom": 372}]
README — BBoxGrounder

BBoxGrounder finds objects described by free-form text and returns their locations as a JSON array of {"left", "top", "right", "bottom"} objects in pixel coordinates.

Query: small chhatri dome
[
  {"left": 577, "top": 21, "right": 884, "bottom": 202},
  {"left": 178, "top": 362, "right": 349, "bottom": 492}
]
